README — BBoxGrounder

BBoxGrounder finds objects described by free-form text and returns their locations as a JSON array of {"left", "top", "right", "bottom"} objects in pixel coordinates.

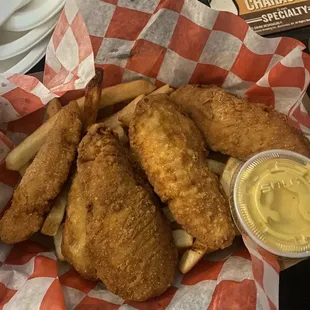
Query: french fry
[
  {"left": 100, "top": 80, "right": 155, "bottom": 107},
  {"left": 19, "top": 162, "right": 31, "bottom": 176},
  {"left": 179, "top": 239, "right": 208, "bottom": 274},
  {"left": 220, "top": 157, "right": 241, "bottom": 197},
  {"left": 54, "top": 224, "right": 66, "bottom": 261},
  {"left": 170, "top": 221, "right": 183, "bottom": 230},
  {"left": 207, "top": 159, "right": 225, "bottom": 176},
  {"left": 41, "top": 185, "right": 69, "bottom": 236},
  {"left": 118, "top": 113, "right": 132, "bottom": 127},
  {"left": 149, "top": 84, "right": 174, "bottom": 96},
  {"left": 162, "top": 207, "right": 175, "bottom": 223},
  {"left": 77, "top": 80, "right": 155, "bottom": 109},
  {"left": 220, "top": 157, "right": 242, "bottom": 236},
  {"left": 45, "top": 98, "right": 62, "bottom": 119},
  {"left": 82, "top": 68, "right": 104, "bottom": 130},
  {"left": 118, "top": 94, "right": 145, "bottom": 127},
  {"left": 172, "top": 230, "right": 193, "bottom": 249},
  {"left": 118, "top": 85, "right": 173, "bottom": 127},
  {"left": 102, "top": 94, "right": 145, "bottom": 128},
  {"left": 112, "top": 125, "right": 128, "bottom": 144},
  {"left": 5, "top": 112, "right": 60, "bottom": 171}
]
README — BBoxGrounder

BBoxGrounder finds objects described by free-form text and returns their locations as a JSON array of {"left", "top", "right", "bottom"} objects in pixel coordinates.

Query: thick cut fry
[
  {"left": 82, "top": 68, "right": 104, "bottom": 130},
  {"left": 172, "top": 230, "right": 193, "bottom": 249},
  {"left": 5, "top": 112, "right": 59, "bottom": 171},
  {"left": 77, "top": 80, "right": 155, "bottom": 109},
  {"left": 54, "top": 224, "right": 66, "bottom": 261},
  {"left": 102, "top": 94, "right": 145, "bottom": 128},
  {"left": 179, "top": 239, "right": 208, "bottom": 274},
  {"left": 171, "top": 222, "right": 182, "bottom": 230},
  {"left": 118, "top": 86, "right": 174, "bottom": 127},
  {"left": 45, "top": 98, "right": 62, "bottom": 119},
  {"left": 207, "top": 159, "right": 225, "bottom": 176},
  {"left": 41, "top": 185, "right": 69, "bottom": 236},
  {"left": 100, "top": 80, "right": 155, "bottom": 107},
  {"left": 119, "top": 114, "right": 134, "bottom": 127},
  {"left": 220, "top": 157, "right": 241, "bottom": 197},
  {"left": 19, "top": 162, "right": 31, "bottom": 176},
  {"left": 162, "top": 207, "right": 175, "bottom": 223},
  {"left": 149, "top": 84, "right": 174, "bottom": 96},
  {"left": 112, "top": 125, "right": 128, "bottom": 144},
  {"left": 220, "top": 157, "right": 242, "bottom": 237}
]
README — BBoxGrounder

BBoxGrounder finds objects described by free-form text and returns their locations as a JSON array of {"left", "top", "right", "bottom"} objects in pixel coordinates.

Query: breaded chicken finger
[
  {"left": 170, "top": 85, "right": 310, "bottom": 159},
  {"left": 129, "top": 95, "right": 235, "bottom": 251},
  {"left": 0, "top": 102, "right": 82, "bottom": 244},
  {"left": 62, "top": 173, "right": 97, "bottom": 280},
  {"left": 78, "top": 124, "right": 177, "bottom": 301}
]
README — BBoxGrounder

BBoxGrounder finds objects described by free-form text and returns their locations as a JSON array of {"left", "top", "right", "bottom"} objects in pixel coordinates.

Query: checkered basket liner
[{"left": 2, "top": 0, "right": 310, "bottom": 308}]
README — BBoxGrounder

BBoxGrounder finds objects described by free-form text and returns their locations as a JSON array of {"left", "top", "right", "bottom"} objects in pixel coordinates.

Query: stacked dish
[{"left": 0, "top": 0, "right": 65, "bottom": 75}]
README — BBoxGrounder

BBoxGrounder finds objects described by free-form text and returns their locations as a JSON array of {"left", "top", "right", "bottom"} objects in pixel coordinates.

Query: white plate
[
  {"left": 0, "top": 35, "right": 51, "bottom": 74},
  {"left": 0, "top": 0, "right": 32, "bottom": 27},
  {"left": 3, "top": 0, "right": 65, "bottom": 32},
  {"left": 0, "top": 13, "right": 59, "bottom": 61}
]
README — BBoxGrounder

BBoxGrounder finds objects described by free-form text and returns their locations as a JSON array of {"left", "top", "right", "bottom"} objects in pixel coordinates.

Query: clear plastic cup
[{"left": 229, "top": 150, "right": 310, "bottom": 259}]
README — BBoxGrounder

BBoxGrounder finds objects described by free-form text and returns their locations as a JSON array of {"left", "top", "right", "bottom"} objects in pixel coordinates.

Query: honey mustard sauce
[{"left": 232, "top": 151, "right": 310, "bottom": 257}]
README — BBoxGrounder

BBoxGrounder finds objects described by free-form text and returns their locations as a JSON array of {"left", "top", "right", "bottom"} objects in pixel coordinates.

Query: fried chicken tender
[
  {"left": 0, "top": 102, "right": 82, "bottom": 244},
  {"left": 170, "top": 85, "right": 310, "bottom": 159},
  {"left": 78, "top": 124, "right": 177, "bottom": 301},
  {"left": 62, "top": 173, "right": 97, "bottom": 281},
  {"left": 129, "top": 94, "right": 235, "bottom": 251}
]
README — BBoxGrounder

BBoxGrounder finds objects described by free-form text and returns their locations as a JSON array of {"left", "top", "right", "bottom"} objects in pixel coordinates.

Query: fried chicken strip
[
  {"left": 170, "top": 85, "right": 310, "bottom": 159},
  {"left": 129, "top": 94, "right": 235, "bottom": 251},
  {"left": 78, "top": 124, "right": 177, "bottom": 301},
  {"left": 0, "top": 102, "right": 82, "bottom": 244},
  {"left": 62, "top": 173, "right": 97, "bottom": 280}
]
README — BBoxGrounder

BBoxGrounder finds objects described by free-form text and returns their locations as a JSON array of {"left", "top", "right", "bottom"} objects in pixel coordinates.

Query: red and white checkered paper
[
  {"left": 0, "top": 0, "right": 95, "bottom": 124},
  {"left": 2, "top": 0, "right": 310, "bottom": 308}
]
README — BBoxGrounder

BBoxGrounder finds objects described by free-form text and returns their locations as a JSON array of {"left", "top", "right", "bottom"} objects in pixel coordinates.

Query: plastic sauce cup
[{"left": 229, "top": 150, "right": 310, "bottom": 259}]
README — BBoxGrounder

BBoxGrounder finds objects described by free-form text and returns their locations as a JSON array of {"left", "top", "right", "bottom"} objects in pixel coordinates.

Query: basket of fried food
[{"left": 1, "top": 68, "right": 309, "bottom": 302}]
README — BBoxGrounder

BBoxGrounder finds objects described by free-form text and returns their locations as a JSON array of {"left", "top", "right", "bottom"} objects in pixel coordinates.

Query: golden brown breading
[
  {"left": 62, "top": 173, "right": 97, "bottom": 281},
  {"left": 0, "top": 102, "right": 82, "bottom": 244},
  {"left": 78, "top": 124, "right": 177, "bottom": 302},
  {"left": 170, "top": 85, "right": 310, "bottom": 159},
  {"left": 129, "top": 94, "right": 235, "bottom": 251}
]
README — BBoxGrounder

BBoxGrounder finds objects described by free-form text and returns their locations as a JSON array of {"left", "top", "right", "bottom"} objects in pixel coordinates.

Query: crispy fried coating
[
  {"left": 78, "top": 124, "right": 177, "bottom": 302},
  {"left": 129, "top": 94, "right": 235, "bottom": 251},
  {"left": 170, "top": 85, "right": 310, "bottom": 159},
  {"left": 62, "top": 173, "right": 97, "bottom": 281},
  {"left": 0, "top": 102, "right": 82, "bottom": 244}
]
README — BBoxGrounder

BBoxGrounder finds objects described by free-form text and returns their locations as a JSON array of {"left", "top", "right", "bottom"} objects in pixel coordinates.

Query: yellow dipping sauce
[{"left": 234, "top": 150, "right": 310, "bottom": 257}]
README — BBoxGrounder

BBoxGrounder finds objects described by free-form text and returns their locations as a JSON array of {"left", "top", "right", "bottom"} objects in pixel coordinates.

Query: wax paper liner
[{"left": 1, "top": 0, "right": 310, "bottom": 309}]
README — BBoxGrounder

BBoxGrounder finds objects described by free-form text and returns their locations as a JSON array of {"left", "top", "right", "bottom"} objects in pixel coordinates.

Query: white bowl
[
  {"left": 0, "top": 13, "right": 59, "bottom": 61},
  {"left": 3, "top": 0, "right": 65, "bottom": 32},
  {"left": 0, "top": 35, "right": 51, "bottom": 74}
]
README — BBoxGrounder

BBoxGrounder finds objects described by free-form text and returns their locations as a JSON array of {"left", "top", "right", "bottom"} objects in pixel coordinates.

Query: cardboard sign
[{"left": 209, "top": 0, "right": 310, "bottom": 35}]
